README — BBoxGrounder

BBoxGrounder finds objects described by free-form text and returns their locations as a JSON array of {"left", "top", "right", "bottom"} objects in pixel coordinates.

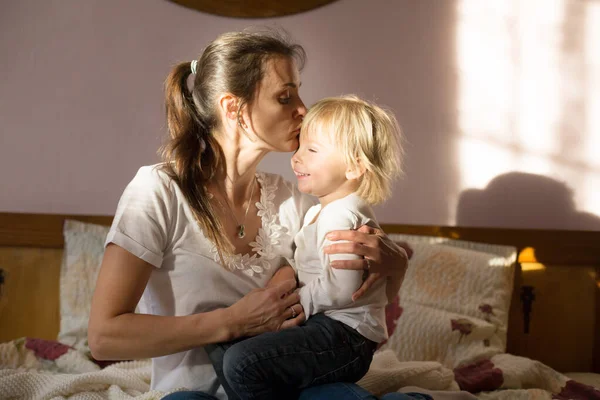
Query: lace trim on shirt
[{"left": 211, "top": 172, "right": 288, "bottom": 277}]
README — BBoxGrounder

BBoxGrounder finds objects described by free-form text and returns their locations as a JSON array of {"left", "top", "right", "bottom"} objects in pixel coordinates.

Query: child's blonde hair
[{"left": 302, "top": 95, "right": 404, "bottom": 204}]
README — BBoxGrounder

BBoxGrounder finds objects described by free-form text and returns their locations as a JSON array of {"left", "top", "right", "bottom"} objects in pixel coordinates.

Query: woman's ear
[
  {"left": 346, "top": 161, "right": 366, "bottom": 180},
  {"left": 217, "top": 93, "right": 240, "bottom": 124}
]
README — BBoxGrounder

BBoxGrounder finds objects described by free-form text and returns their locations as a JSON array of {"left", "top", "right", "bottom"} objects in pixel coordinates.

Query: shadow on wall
[{"left": 456, "top": 172, "right": 600, "bottom": 231}]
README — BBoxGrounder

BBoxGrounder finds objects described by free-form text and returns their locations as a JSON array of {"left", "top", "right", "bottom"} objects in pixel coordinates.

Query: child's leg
[
  {"left": 160, "top": 391, "right": 220, "bottom": 400},
  {"left": 204, "top": 338, "right": 247, "bottom": 400},
  {"left": 298, "top": 384, "right": 434, "bottom": 400},
  {"left": 297, "top": 382, "right": 379, "bottom": 400},
  {"left": 380, "top": 393, "right": 434, "bottom": 400},
  {"left": 222, "top": 313, "right": 377, "bottom": 400}
]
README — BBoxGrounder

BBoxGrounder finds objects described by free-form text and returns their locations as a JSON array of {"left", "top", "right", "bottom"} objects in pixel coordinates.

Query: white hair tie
[{"left": 191, "top": 60, "right": 198, "bottom": 74}]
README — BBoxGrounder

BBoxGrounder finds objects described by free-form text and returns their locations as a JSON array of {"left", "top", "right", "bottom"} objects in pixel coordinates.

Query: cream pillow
[
  {"left": 380, "top": 234, "right": 517, "bottom": 368},
  {"left": 58, "top": 220, "right": 110, "bottom": 351}
]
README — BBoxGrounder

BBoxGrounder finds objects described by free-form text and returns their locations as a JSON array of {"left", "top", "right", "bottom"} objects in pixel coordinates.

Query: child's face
[{"left": 291, "top": 127, "right": 355, "bottom": 206}]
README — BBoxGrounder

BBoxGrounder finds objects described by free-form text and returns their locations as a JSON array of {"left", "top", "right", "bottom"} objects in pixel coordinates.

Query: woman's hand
[
  {"left": 324, "top": 225, "right": 413, "bottom": 301},
  {"left": 266, "top": 266, "right": 297, "bottom": 296},
  {"left": 226, "top": 279, "right": 305, "bottom": 339}
]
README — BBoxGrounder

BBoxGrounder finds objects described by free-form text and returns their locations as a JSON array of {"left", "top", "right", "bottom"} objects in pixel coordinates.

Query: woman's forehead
[{"left": 262, "top": 57, "right": 301, "bottom": 89}]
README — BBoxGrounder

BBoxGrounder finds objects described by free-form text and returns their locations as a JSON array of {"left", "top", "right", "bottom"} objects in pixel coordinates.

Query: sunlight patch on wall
[
  {"left": 584, "top": 2, "right": 600, "bottom": 216},
  {"left": 455, "top": 0, "right": 598, "bottom": 224}
]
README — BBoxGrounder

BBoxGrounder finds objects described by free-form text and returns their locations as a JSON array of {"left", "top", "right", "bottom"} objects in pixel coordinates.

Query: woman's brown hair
[{"left": 159, "top": 29, "right": 306, "bottom": 263}]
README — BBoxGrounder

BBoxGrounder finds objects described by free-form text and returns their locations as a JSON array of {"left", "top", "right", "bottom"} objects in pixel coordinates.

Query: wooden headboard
[{"left": 1, "top": 212, "right": 599, "bottom": 373}]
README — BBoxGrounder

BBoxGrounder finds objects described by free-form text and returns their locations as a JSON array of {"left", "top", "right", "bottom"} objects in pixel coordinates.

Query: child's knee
[{"left": 222, "top": 342, "right": 248, "bottom": 383}]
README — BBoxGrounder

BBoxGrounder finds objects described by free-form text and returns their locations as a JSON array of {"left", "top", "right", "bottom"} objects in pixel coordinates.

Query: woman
[{"left": 88, "top": 29, "right": 409, "bottom": 399}]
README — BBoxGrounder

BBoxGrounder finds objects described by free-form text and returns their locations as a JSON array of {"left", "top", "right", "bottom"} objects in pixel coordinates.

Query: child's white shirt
[{"left": 294, "top": 193, "right": 388, "bottom": 343}]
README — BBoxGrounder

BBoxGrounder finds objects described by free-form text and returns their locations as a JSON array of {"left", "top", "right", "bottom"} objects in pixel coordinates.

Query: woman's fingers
[
  {"left": 352, "top": 272, "right": 381, "bottom": 301},
  {"left": 283, "top": 303, "right": 301, "bottom": 319},
  {"left": 355, "top": 224, "right": 379, "bottom": 235},
  {"left": 329, "top": 258, "right": 367, "bottom": 270},
  {"left": 395, "top": 240, "right": 414, "bottom": 259},
  {"left": 272, "top": 279, "right": 298, "bottom": 298},
  {"left": 326, "top": 229, "right": 379, "bottom": 247},
  {"left": 282, "top": 291, "right": 301, "bottom": 309},
  {"left": 281, "top": 308, "right": 305, "bottom": 330},
  {"left": 324, "top": 241, "right": 377, "bottom": 261}
]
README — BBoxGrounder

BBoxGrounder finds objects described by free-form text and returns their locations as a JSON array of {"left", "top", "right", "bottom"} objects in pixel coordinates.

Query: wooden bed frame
[{"left": 1, "top": 212, "right": 599, "bottom": 373}]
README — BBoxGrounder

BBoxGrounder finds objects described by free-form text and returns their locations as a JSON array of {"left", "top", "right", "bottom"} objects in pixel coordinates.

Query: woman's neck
[{"left": 212, "top": 132, "right": 268, "bottom": 206}]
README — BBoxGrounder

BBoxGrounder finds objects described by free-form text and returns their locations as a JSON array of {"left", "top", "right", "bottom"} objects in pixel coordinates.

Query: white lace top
[
  {"left": 105, "top": 164, "right": 315, "bottom": 396},
  {"left": 211, "top": 173, "right": 288, "bottom": 277}
]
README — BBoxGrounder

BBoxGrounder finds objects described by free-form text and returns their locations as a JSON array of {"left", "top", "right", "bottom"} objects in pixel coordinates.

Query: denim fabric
[
  {"left": 160, "top": 385, "right": 432, "bottom": 400},
  {"left": 161, "top": 391, "right": 219, "bottom": 400},
  {"left": 299, "top": 383, "right": 434, "bottom": 400},
  {"left": 205, "top": 336, "right": 248, "bottom": 399},
  {"left": 206, "top": 313, "right": 377, "bottom": 400}
]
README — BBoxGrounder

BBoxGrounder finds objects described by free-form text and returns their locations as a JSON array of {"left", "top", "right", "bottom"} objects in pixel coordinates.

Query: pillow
[
  {"left": 379, "top": 234, "right": 517, "bottom": 368},
  {"left": 58, "top": 220, "right": 110, "bottom": 351}
]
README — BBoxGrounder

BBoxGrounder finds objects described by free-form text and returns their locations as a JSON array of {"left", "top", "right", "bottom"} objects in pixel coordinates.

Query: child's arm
[{"left": 298, "top": 208, "right": 365, "bottom": 317}]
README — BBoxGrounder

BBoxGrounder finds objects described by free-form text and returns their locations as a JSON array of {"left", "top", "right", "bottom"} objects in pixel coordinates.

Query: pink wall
[{"left": 1, "top": 0, "right": 598, "bottom": 230}]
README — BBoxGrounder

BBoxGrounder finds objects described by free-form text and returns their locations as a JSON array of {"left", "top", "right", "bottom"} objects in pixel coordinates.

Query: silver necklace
[{"left": 213, "top": 177, "right": 257, "bottom": 239}]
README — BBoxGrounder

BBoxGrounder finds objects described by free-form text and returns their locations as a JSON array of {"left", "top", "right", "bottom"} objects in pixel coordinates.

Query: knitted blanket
[
  {"left": 0, "top": 337, "right": 166, "bottom": 400},
  {"left": 1, "top": 338, "right": 599, "bottom": 400},
  {"left": 358, "top": 350, "right": 600, "bottom": 400}
]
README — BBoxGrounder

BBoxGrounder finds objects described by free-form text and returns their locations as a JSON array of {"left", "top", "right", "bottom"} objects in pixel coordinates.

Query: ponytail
[{"left": 159, "top": 61, "right": 232, "bottom": 261}]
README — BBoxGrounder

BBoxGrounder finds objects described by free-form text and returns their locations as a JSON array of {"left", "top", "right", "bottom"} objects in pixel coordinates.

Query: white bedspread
[{"left": 1, "top": 338, "right": 599, "bottom": 400}]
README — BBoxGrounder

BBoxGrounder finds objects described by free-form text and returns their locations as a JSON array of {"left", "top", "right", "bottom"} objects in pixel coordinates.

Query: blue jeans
[
  {"left": 161, "top": 384, "right": 432, "bottom": 400},
  {"left": 300, "top": 384, "right": 433, "bottom": 400},
  {"left": 205, "top": 313, "right": 378, "bottom": 400},
  {"left": 162, "top": 392, "right": 219, "bottom": 400}
]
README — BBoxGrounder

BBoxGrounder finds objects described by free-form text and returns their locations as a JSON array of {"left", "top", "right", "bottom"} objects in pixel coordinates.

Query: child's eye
[{"left": 308, "top": 148, "right": 317, "bottom": 153}]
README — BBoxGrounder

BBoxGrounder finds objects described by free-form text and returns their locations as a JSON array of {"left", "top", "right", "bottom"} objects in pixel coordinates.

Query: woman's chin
[{"left": 274, "top": 139, "right": 299, "bottom": 153}]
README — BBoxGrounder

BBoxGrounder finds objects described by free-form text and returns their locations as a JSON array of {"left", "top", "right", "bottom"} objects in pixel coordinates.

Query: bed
[{"left": 0, "top": 212, "right": 599, "bottom": 399}]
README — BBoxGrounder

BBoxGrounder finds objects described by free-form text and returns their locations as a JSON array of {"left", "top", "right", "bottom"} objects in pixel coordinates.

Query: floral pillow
[
  {"left": 379, "top": 234, "right": 517, "bottom": 368},
  {"left": 58, "top": 220, "right": 110, "bottom": 351}
]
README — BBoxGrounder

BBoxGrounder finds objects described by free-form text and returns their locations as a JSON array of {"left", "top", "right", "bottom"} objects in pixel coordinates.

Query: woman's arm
[
  {"left": 88, "top": 244, "right": 303, "bottom": 360},
  {"left": 323, "top": 225, "right": 412, "bottom": 302}
]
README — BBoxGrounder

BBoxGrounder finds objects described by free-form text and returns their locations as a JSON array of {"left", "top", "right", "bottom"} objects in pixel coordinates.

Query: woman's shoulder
[
  {"left": 119, "top": 163, "right": 179, "bottom": 205},
  {"left": 130, "top": 163, "right": 174, "bottom": 186}
]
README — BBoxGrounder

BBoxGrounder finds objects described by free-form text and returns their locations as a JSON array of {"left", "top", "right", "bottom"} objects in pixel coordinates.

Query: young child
[{"left": 207, "top": 95, "right": 408, "bottom": 400}]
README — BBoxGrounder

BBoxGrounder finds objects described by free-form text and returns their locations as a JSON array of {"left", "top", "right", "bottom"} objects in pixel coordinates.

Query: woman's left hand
[{"left": 324, "top": 225, "right": 413, "bottom": 301}]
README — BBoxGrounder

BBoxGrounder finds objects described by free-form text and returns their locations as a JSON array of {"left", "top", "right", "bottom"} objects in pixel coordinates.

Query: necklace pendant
[{"left": 237, "top": 225, "right": 245, "bottom": 239}]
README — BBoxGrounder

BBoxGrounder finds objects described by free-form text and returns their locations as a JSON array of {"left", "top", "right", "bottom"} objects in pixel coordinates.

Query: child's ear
[{"left": 346, "top": 161, "right": 366, "bottom": 180}]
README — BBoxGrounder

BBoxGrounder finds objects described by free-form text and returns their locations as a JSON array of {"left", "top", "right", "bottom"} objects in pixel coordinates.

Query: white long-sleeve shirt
[{"left": 295, "top": 193, "right": 388, "bottom": 343}]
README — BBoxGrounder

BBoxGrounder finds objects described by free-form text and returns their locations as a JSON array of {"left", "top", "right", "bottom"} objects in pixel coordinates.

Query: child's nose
[{"left": 292, "top": 151, "right": 302, "bottom": 164}]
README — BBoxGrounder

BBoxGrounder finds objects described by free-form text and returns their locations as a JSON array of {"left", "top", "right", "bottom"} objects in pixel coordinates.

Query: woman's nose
[{"left": 295, "top": 99, "right": 307, "bottom": 118}]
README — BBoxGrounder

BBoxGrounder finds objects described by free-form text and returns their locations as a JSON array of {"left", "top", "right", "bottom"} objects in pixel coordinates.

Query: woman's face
[{"left": 242, "top": 56, "right": 307, "bottom": 152}]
